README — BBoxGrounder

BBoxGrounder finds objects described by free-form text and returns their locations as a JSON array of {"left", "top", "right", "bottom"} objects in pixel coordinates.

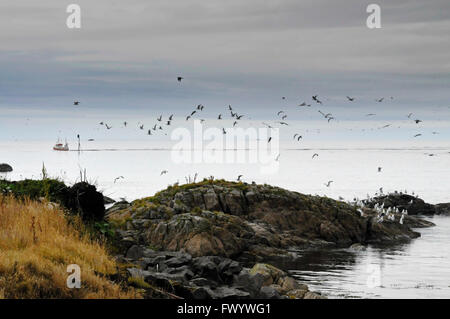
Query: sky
[{"left": 0, "top": 0, "right": 449, "bottom": 143}]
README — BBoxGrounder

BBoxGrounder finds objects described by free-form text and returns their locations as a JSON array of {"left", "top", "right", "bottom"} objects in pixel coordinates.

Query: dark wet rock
[
  {"left": 435, "top": 203, "right": 450, "bottom": 215},
  {"left": 103, "top": 196, "right": 116, "bottom": 204},
  {"left": 0, "top": 163, "right": 13, "bottom": 173}
]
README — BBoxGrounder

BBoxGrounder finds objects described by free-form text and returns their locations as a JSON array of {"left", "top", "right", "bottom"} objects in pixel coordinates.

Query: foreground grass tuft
[{"left": 0, "top": 195, "right": 139, "bottom": 299}]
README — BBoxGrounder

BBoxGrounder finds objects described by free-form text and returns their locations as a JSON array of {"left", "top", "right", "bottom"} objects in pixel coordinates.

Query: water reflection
[{"left": 272, "top": 216, "right": 450, "bottom": 298}]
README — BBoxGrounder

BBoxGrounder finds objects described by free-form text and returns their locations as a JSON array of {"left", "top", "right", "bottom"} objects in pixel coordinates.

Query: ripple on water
[{"left": 285, "top": 216, "right": 450, "bottom": 299}]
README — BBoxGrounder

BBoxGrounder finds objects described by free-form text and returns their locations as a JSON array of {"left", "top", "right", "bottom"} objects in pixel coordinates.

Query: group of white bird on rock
[{"left": 353, "top": 199, "right": 408, "bottom": 225}]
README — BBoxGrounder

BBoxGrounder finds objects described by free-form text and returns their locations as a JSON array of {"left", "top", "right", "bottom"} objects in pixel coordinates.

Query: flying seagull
[
  {"left": 177, "top": 77, "right": 183, "bottom": 82},
  {"left": 160, "top": 170, "right": 168, "bottom": 175},
  {"left": 114, "top": 176, "right": 124, "bottom": 183},
  {"left": 346, "top": 96, "right": 355, "bottom": 102},
  {"left": 312, "top": 153, "right": 319, "bottom": 159},
  {"left": 73, "top": 101, "right": 80, "bottom": 106},
  {"left": 324, "top": 181, "right": 333, "bottom": 187},
  {"left": 237, "top": 175, "right": 243, "bottom": 181}
]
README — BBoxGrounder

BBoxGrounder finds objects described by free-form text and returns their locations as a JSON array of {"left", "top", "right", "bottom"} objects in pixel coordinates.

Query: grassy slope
[{"left": 0, "top": 195, "right": 139, "bottom": 299}]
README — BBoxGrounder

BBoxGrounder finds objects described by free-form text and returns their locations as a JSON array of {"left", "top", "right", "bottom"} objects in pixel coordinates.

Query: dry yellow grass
[{"left": 0, "top": 195, "right": 139, "bottom": 299}]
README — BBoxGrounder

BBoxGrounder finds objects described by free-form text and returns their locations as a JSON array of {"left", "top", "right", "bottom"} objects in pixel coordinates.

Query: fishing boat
[{"left": 53, "top": 139, "right": 69, "bottom": 151}]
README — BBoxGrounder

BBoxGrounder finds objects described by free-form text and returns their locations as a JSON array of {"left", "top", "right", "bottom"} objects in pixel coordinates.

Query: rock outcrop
[
  {"left": 124, "top": 247, "right": 324, "bottom": 299},
  {"left": 107, "top": 180, "right": 432, "bottom": 261},
  {"left": 0, "top": 163, "right": 13, "bottom": 173},
  {"left": 435, "top": 203, "right": 450, "bottom": 215}
]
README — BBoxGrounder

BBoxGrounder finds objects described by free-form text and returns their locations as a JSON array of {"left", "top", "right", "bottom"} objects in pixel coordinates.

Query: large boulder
[
  {"left": 0, "top": 163, "right": 13, "bottom": 173},
  {"left": 65, "top": 182, "right": 105, "bottom": 221}
]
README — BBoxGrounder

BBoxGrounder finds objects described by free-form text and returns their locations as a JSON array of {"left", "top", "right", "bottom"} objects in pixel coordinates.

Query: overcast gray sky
[{"left": 0, "top": 0, "right": 449, "bottom": 141}]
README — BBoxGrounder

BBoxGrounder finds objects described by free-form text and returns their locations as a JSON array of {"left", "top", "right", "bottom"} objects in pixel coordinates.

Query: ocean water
[
  {"left": 1, "top": 140, "right": 450, "bottom": 298},
  {"left": 1, "top": 140, "right": 449, "bottom": 204}
]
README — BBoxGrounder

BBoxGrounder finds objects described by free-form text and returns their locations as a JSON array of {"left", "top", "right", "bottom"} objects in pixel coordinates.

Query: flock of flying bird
[{"left": 71, "top": 76, "right": 442, "bottom": 192}]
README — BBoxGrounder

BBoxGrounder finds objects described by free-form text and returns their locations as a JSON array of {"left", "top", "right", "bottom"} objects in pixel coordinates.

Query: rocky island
[{"left": 105, "top": 179, "right": 438, "bottom": 299}]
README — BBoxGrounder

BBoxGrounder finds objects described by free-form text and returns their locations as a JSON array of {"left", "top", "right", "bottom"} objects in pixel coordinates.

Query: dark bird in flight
[
  {"left": 282, "top": 97, "right": 286, "bottom": 100},
  {"left": 376, "top": 98, "right": 384, "bottom": 103},
  {"left": 160, "top": 170, "right": 168, "bottom": 175},
  {"left": 366, "top": 113, "right": 376, "bottom": 116},
  {"left": 277, "top": 111, "right": 284, "bottom": 116},
  {"left": 105, "top": 124, "right": 112, "bottom": 130},
  {"left": 218, "top": 114, "right": 222, "bottom": 120},
  {"left": 222, "top": 128, "right": 226, "bottom": 134},
  {"left": 139, "top": 124, "right": 144, "bottom": 130},
  {"left": 378, "top": 167, "right": 382, "bottom": 172},
  {"left": 177, "top": 77, "right": 183, "bottom": 82},
  {"left": 324, "top": 181, "right": 333, "bottom": 187},
  {"left": 190, "top": 110, "right": 196, "bottom": 116},
  {"left": 414, "top": 134, "right": 422, "bottom": 137},
  {"left": 228, "top": 105, "right": 233, "bottom": 111},
  {"left": 148, "top": 130, "right": 152, "bottom": 135},
  {"left": 407, "top": 113, "right": 413, "bottom": 118},
  {"left": 236, "top": 115, "right": 244, "bottom": 120},
  {"left": 312, "top": 153, "right": 319, "bottom": 159},
  {"left": 237, "top": 175, "right": 243, "bottom": 181},
  {"left": 166, "top": 121, "right": 171, "bottom": 125},
  {"left": 346, "top": 96, "right": 355, "bottom": 101},
  {"left": 169, "top": 114, "right": 173, "bottom": 120},
  {"left": 186, "top": 115, "right": 191, "bottom": 121},
  {"left": 73, "top": 101, "right": 80, "bottom": 106},
  {"left": 414, "top": 119, "right": 422, "bottom": 124},
  {"left": 157, "top": 115, "right": 162, "bottom": 121},
  {"left": 233, "top": 121, "right": 238, "bottom": 127},
  {"left": 279, "top": 122, "right": 288, "bottom": 126},
  {"left": 298, "top": 102, "right": 311, "bottom": 107},
  {"left": 268, "top": 137, "right": 272, "bottom": 143},
  {"left": 312, "top": 95, "right": 322, "bottom": 104},
  {"left": 123, "top": 121, "right": 127, "bottom": 127}
]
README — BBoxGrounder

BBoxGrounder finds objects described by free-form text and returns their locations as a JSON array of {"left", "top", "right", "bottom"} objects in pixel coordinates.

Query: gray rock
[
  {"left": 259, "top": 285, "right": 282, "bottom": 299},
  {"left": 126, "top": 245, "right": 145, "bottom": 260},
  {"left": 190, "top": 277, "right": 218, "bottom": 289},
  {"left": 233, "top": 270, "right": 265, "bottom": 298},
  {"left": 211, "top": 286, "right": 250, "bottom": 299},
  {"left": 0, "top": 163, "right": 13, "bottom": 173},
  {"left": 165, "top": 254, "right": 192, "bottom": 267}
]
